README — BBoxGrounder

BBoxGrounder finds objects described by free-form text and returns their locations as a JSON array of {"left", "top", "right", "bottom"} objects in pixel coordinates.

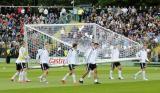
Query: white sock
[
  {"left": 72, "top": 74, "right": 76, "bottom": 83},
  {"left": 43, "top": 76, "right": 47, "bottom": 82},
  {"left": 18, "top": 72, "right": 23, "bottom": 81},
  {"left": 142, "top": 71, "right": 146, "bottom": 79},
  {"left": 22, "top": 71, "right": 26, "bottom": 81},
  {"left": 39, "top": 75, "right": 44, "bottom": 79},
  {"left": 12, "top": 72, "right": 19, "bottom": 79},
  {"left": 118, "top": 70, "right": 122, "bottom": 78},
  {"left": 62, "top": 73, "right": 69, "bottom": 80},
  {"left": 109, "top": 70, "right": 113, "bottom": 78},
  {"left": 80, "top": 78, "right": 83, "bottom": 81},
  {"left": 135, "top": 71, "right": 142, "bottom": 76},
  {"left": 88, "top": 71, "right": 92, "bottom": 78},
  {"left": 23, "top": 71, "right": 28, "bottom": 81},
  {"left": 94, "top": 79, "right": 98, "bottom": 82}
]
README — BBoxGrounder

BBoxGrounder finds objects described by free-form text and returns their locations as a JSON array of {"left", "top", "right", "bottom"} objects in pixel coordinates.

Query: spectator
[{"left": 78, "top": 7, "right": 84, "bottom": 22}]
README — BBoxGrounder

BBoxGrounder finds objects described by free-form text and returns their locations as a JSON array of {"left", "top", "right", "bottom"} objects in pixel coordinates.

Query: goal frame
[{"left": 24, "top": 23, "right": 141, "bottom": 69}]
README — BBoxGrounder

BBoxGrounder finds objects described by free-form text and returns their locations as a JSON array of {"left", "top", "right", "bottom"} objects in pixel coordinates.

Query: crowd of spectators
[{"left": 82, "top": 6, "right": 160, "bottom": 45}]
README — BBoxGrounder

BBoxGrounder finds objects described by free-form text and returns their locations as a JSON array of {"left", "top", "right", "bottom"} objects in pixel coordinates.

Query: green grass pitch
[{"left": 0, "top": 62, "right": 159, "bottom": 93}]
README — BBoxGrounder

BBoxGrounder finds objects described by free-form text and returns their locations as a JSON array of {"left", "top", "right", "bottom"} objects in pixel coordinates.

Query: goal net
[{"left": 24, "top": 23, "right": 141, "bottom": 68}]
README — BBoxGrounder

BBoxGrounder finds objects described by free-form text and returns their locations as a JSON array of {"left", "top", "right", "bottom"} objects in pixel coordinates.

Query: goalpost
[{"left": 24, "top": 23, "right": 141, "bottom": 68}]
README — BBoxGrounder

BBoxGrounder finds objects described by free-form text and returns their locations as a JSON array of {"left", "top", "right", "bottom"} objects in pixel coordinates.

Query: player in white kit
[
  {"left": 79, "top": 43, "right": 101, "bottom": 84},
  {"left": 13, "top": 41, "right": 30, "bottom": 82},
  {"left": 109, "top": 46, "right": 124, "bottom": 80},
  {"left": 61, "top": 43, "right": 78, "bottom": 84},
  {"left": 36, "top": 43, "right": 50, "bottom": 83},
  {"left": 134, "top": 45, "right": 149, "bottom": 80}
]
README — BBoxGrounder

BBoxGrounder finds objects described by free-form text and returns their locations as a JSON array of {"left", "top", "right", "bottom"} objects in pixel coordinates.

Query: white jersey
[
  {"left": 66, "top": 48, "right": 78, "bottom": 64},
  {"left": 136, "top": 49, "right": 149, "bottom": 63},
  {"left": 16, "top": 46, "right": 29, "bottom": 63},
  {"left": 86, "top": 48, "right": 98, "bottom": 64},
  {"left": 36, "top": 49, "right": 49, "bottom": 64},
  {"left": 36, "top": 49, "right": 43, "bottom": 61},
  {"left": 111, "top": 48, "right": 119, "bottom": 60}
]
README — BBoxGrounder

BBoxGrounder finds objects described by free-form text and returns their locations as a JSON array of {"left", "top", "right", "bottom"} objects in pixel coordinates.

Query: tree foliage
[{"left": 0, "top": 0, "right": 159, "bottom": 6}]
